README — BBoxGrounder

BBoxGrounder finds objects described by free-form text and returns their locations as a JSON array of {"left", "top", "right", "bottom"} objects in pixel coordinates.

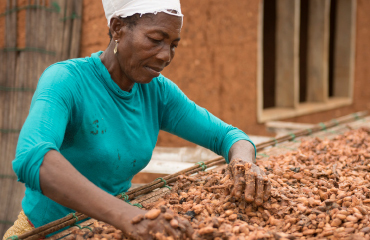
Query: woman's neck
[{"left": 99, "top": 44, "right": 134, "bottom": 92}]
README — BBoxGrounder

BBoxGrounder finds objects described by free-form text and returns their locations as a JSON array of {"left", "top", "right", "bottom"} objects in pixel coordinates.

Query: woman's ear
[{"left": 109, "top": 17, "right": 124, "bottom": 40}]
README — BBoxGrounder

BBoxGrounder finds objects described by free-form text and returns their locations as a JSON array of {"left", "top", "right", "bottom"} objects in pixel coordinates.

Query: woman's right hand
[
  {"left": 40, "top": 151, "right": 192, "bottom": 239},
  {"left": 119, "top": 207, "right": 193, "bottom": 240}
]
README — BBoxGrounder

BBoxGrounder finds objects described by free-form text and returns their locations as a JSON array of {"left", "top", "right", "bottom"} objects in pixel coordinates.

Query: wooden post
[
  {"left": 36, "top": 0, "right": 47, "bottom": 80},
  {"left": 257, "top": 0, "right": 264, "bottom": 122},
  {"left": 48, "top": 0, "right": 62, "bottom": 66},
  {"left": 333, "top": 0, "right": 356, "bottom": 98},
  {"left": 69, "top": 0, "right": 83, "bottom": 58},
  {"left": 275, "top": 0, "right": 300, "bottom": 108},
  {"left": 60, "top": 0, "right": 73, "bottom": 60},
  {"left": 306, "top": 0, "right": 330, "bottom": 103}
]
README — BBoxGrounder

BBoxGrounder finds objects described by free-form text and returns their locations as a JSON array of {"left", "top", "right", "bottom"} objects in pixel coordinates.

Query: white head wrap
[{"left": 102, "top": 0, "right": 183, "bottom": 27}]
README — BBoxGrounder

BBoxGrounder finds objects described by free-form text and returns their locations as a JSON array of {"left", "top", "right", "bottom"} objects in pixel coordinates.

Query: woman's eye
[{"left": 149, "top": 37, "right": 162, "bottom": 44}]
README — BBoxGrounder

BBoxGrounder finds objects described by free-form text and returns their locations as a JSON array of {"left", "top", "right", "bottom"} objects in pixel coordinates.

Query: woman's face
[{"left": 115, "top": 13, "right": 182, "bottom": 86}]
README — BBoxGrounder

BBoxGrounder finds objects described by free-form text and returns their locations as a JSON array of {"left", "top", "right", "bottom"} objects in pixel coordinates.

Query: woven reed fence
[{"left": 0, "top": 0, "right": 83, "bottom": 236}]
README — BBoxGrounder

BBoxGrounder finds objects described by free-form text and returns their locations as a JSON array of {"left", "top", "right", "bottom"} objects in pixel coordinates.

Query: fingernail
[{"left": 245, "top": 195, "right": 254, "bottom": 202}]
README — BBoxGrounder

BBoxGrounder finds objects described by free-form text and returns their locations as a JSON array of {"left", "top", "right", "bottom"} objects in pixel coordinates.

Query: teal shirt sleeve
[
  {"left": 12, "top": 64, "right": 76, "bottom": 192},
  {"left": 159, "top": 76, "right": 256, "bottom": 163}
]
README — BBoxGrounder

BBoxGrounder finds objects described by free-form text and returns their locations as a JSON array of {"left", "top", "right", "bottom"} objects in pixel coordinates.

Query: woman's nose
[{"left": 156, "top": 45, "right": 171, "bottom": 63}]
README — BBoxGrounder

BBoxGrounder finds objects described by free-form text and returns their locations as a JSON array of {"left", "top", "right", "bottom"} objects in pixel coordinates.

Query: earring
[{"left": 114, "top": 40, "right": 118, "bottom": 55}]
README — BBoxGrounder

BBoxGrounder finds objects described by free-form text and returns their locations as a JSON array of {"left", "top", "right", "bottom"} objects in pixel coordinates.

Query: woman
[{"left": 4, "top": 0, "right": 270, "bottom": 239}]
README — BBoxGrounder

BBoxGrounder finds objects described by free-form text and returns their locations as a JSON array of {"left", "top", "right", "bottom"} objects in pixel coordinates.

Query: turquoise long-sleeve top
[{"left": 12, "top": 51, "right": 255, "bottom": 228}]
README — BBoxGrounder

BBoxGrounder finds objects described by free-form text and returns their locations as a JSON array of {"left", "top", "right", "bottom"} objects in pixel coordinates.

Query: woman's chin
[{"left": 134, "top": 76, "right": 156, "bottom": 85}]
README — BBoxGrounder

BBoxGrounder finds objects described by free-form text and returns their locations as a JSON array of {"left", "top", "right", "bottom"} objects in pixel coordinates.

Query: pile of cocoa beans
[
  {"left": 157, "top": 127, "right": 370, "bottom": 239},
  {"left": 63, "top": 127, "right": 370, "bottom": 240}
]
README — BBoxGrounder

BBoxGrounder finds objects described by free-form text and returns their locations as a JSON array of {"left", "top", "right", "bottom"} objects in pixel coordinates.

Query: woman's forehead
[
  {"left": 139, "top": 12, "right": 182, "bottom": 26},
  {"left": 136, "top": 13, "right": 182, "bottom": 36}
]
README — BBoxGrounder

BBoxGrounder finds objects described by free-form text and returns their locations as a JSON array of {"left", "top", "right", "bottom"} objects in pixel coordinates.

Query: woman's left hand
[
  {"left": 227, "top": 140, "right": 271, "bottom": 206},
  {"left": 228, "top": 158, "right": 271, "bottom": 206}
]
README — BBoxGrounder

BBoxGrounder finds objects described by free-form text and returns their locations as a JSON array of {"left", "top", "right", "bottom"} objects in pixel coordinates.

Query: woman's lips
[{"left": 144, "top": 66, "right": 162, "bottom": 77}]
